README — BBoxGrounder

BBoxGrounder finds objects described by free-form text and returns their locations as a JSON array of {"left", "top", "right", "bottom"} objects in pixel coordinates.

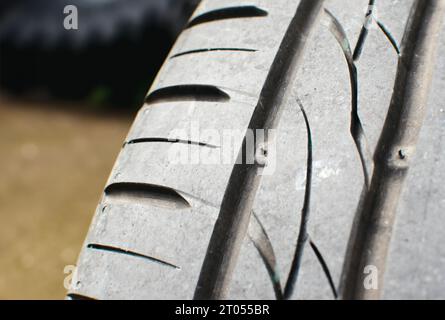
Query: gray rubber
[{"left": 68, "top": 0, "right": 445, "bottom": 300}]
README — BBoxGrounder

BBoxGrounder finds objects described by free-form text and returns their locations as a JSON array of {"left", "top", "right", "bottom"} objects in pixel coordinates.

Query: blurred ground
[{"left": 0, "top": 95, "right": 132, "bottom": 299}]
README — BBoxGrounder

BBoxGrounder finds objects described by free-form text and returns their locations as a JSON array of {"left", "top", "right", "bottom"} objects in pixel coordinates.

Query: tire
[{"left": 68, "top": 0, "right": 445, "bottom": 300}]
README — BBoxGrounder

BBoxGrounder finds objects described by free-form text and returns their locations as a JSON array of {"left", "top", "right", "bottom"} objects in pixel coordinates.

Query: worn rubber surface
[{"left": 69, "top": 0, "right": 445, "bottom": 300}]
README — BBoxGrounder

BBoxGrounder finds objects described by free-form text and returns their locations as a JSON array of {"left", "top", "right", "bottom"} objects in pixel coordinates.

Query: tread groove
[
  {"left": 87, "top": 244, "right": 180, "bottom": 269},
  {"left": 186, "top": 6, "right": 268, "bottom": 29},
  {"left": 66, "top": 293, "right": 97, "bottom": 300},
  {"left": 104, "top": 182, "right": 191, "bottom": 209},
  {"left": 308, "top": 238, "right": 338, "bottom": 299},
  {"left": 353, "top": 0, "right": 401, "bottom": 61},
  {"left": 126, "top": 137, "right": 219, "bottom": 149},
  {"left": 145, "top": 84, "right": 230, "bottom": 104},
  {"left": 248, "top": 211, "right": 283, "bottom": 300},
  {"left": 324, "top": 8, "right": 373, "bottom": 188},
  {"left": 376, "top": 20, "right": 401, "bottom": 56},
  {"left": 170, "top": 48, "right": 257, "bottom": 59},
  {"left": 283, "top": 98, "right": 313, "bottom": 299},
  {"left": 352, "top": 0, "right": 376, "bottom": 61}
]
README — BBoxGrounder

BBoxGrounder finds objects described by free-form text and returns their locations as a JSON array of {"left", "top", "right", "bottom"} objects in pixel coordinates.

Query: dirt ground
[{"left": 0, "top": 95, "right": 132, "bottom": 299}]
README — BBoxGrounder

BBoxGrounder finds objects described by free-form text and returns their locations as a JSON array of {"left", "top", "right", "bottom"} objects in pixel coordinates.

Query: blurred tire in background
[{"left": 0, "top": 0, "right": 199, "bottom": 109}]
